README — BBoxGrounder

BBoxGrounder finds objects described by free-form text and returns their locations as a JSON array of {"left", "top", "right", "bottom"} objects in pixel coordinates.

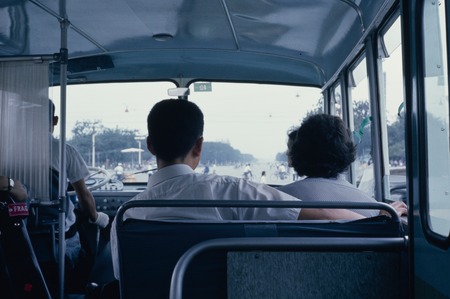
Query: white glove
[{"left": 90, "top": 212, "right": 110, "bottom": 228}]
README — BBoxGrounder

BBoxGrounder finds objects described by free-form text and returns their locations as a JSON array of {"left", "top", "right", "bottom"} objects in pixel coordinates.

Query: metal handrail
[
  {"left": 116, "top": 199, "right": 401, "bottom": 226},
  {"left": 169, "top": 236, "right": 408, "bottom": 299}
]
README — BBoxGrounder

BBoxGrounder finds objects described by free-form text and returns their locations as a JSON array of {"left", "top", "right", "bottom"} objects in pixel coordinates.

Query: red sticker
[{"left": 8, "top": 203, "right": 29, "bottom": 217}]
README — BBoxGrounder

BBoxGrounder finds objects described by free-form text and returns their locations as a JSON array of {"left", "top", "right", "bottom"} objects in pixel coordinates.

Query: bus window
[
  {"left": 379, "top": 17, "right": 406, "bottom": 201},
  {"left": 349, "top": 57, "right": 375, "bottom": 197},
  {"left": 332, "top": 83, "right": 343, "bottom": 118},
  {"left": 422, "top": 0, "right": 450, "bottom": 237},
  {"left": 49, "top": 82, "right": 321, "bottom": 186},
  {"left": 189, "top": 82, "right": 321, "bottom": 185}
]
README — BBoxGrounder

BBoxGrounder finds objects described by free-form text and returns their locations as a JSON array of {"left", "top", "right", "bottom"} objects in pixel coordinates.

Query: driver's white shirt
[
  {"left": 51, "top": 136, "right": 90, "bottom": 229},
  {"left": 110, "top": 163, "right": 300, "bottom": 279},
  {"left": 52, "top": 136, "right": 90, "bottom": 184}
]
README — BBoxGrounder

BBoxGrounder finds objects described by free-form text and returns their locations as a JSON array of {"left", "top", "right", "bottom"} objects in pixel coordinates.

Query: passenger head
[
  {"left": 287, "top": 114, "right": 356, "bottom": 178},
  {"left": 49, "top": 99, "right": 58, "bottom": 132},
  {"left": 147, "top": 99, "right": 204, "bottom": 162},
  {"left": 286, "top": 129, "right": 297, "bottom": 167}
]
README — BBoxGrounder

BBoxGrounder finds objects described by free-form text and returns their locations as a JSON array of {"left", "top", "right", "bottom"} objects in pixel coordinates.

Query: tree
[
  {"left": 387, "top": 116, "right": 405, "bottom": 162},
  {"left": 275, "top": 151, "right": 288, "bottom": 162},
  {"left": 68, "top": 120, "right": 152, "bottom": 167},
  {"left": 71, "top": 120, "right": 104, "bottom": 137},
  {"left": 96, "top": 128, "right": 143, "bottom": 166},
  {"left": 351, "top": 101, "right": 372, "bottom": 161},
  {"left": 67, "top": 120, "right": 100, "bottom": 164},
  {"left": 305, "top": 97, "right": 324, "bottom": 118}
]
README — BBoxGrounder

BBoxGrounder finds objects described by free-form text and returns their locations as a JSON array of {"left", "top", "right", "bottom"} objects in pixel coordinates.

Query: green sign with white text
[{"left": 194, "top": 82, "right": 212, "bottom": 92}]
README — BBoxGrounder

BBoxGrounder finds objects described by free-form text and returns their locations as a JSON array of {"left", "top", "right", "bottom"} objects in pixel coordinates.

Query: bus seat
[
  {"left": 26, "top": 167, "right": 103, "bottom": 295},
  {"left": 26, "top": 203, "right": 104, "bottom": 295},
  {"left": 115, "top": 200, "right": 405, "bottom": 299},
  {"left": 0, "top": 193, "right": 52, "bottom": 299},
  {"left": 171, "top": 237, "right": 407, "bottom": 299}
]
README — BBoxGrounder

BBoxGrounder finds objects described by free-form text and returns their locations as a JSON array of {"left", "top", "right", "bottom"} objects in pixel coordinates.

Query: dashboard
[{"left": 92, "top": 187, "right": 144, "bottom": 216}]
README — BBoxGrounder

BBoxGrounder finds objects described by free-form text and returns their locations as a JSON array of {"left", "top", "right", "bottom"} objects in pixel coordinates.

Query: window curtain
[{"left": 0, "top": 60, "right": 50, "bottom": 200}]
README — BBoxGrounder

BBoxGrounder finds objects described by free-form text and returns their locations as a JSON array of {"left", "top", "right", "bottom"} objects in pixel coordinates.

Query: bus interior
[{"left": 0, "top": 0, "right": 449, "bottom": 298}]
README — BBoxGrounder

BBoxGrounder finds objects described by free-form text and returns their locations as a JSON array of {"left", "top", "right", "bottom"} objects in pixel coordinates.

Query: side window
[
  {"left": 422, "top": 0, "right": 450, "bottom": 237},
  {"left": 332, "top": 83, "right": 343, "bottom": 118},
  {"left": 379, "top": 16, "right": 406, "bottom": 201},
  {"left": 349, "top": 57, "right": 375, "bottom": 198}
]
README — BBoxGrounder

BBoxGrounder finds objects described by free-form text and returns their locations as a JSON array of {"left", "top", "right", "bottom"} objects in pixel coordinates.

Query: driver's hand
[
  {"left": 0, "top": 176, "right": 28, "bottom": 202},
  {"left": 90, "top": 212, "right": 110, "bottom": 228},
  {"left": 11, "top": 180, "right": 28, "bottom": 202}
]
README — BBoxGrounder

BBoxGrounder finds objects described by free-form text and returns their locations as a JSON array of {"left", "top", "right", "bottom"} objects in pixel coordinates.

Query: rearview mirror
[{"left": 168, "top": 87, "right": 190, "bottom": 97}]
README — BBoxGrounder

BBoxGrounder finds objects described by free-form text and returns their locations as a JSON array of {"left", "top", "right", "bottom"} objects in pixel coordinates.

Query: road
[{"left": 122, "top": 161, "right": 298, "bottom": 186}]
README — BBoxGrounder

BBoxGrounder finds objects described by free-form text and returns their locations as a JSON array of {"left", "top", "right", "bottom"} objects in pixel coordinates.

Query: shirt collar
[
  {"left": 147, "top": 164, "right": 195, "bottom": 189},
  {"left": 304, "top": 174, "right": 347, "bottom": 183}
]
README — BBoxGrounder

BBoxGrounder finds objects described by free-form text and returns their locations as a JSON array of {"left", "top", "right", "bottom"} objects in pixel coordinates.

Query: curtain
[{"left": 0, "top": 60, "right": 50, "bottom": 200}]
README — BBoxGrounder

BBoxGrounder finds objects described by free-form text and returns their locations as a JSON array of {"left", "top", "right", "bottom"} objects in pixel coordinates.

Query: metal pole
[
  {"left": 135, "top": 136, "right": 146, "bottom": 166},
  {"left": 92, "top": 134, "right": 95, "bottom": 167},
  {"left": 58, "top": 0, "right": 68, "bottom": 298},
  {"left": 138, "top": 140, "right": 142, "bottom": 165},
  {"left": 0, "top": 55, "right": 56, "bottom": 62}
]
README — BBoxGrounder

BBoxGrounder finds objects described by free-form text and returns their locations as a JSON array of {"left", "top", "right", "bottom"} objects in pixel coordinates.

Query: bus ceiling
[{"left": 0, "top": 0, "right": 397, "bottom": 87}]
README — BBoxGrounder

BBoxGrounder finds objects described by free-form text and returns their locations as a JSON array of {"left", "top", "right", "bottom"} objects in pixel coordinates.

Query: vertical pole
[
  {"left": 58, "top": 1, "right": 68, "bottom": 298},
  {"left": 135, "top": 136, "right": 145, "bottom": 166},
  {"left": 365, "top": 34, "right": 385, "bottom": 201},
  {"left": 92, "top": 134, "right": 95, "bottom": 167},
  {"left": 138, "top": 140, "right": 142, "bottom": 165}
]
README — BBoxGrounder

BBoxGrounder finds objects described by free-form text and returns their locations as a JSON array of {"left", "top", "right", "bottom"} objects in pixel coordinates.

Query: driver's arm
[{"left": 72, "top": 179, "right": 109, "bottom": 228}]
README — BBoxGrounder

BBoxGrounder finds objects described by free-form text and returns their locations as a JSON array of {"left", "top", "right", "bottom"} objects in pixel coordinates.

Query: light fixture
[{"left": 152, "top": 33, "right": 174, "bottom": 42}]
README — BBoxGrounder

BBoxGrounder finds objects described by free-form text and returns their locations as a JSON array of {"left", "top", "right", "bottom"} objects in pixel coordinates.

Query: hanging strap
[
  {"left": 397, "top": 102, "right": 405, "bottom": 117},
  {"left": 353, "top": 116, "right": 372, "bottom": 143}
]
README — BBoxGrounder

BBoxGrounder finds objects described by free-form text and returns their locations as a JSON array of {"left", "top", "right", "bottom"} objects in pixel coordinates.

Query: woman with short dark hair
[
  {"left": 287, "top": 114, "right": 356, "bottom": 179},
  {"left": 280, "top": 114, "right": 406, "bottom": 218}
]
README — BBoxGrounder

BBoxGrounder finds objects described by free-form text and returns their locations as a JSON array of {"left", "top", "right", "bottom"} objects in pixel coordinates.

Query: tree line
[{"left": 67, "top": 120, "right": 255, "bottom": 168}]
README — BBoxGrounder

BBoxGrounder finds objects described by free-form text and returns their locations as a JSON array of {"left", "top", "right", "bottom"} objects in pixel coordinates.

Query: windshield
[{"left": 50, "top": 82, "right": 322, "bottom": 185}]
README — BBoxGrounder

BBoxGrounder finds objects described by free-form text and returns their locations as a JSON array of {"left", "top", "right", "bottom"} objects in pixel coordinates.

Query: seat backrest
[
  {"left": 0, "top": 194, "right": 52, "bottom": 299},
  {"left": 26, "top": 168, "right": 69, "bottom": 266},
  {"left": 115, "top": 200, "right": 404, "bottom": 299}
]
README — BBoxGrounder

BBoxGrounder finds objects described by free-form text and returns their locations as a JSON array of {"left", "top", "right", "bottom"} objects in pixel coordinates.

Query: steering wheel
[{"left": 68, "top": 167, "right": 112, "bottom": 196}]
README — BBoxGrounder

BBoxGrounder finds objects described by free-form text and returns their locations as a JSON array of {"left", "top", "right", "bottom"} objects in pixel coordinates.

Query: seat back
[
  {"left": 0, "top": 193, "right": 51, "bottom": 299},
  {"left": 26, "top": 168, "right": 69, "bottom": 270},
  {"left": 115, "top": 200, "right": 404, "bottom": 299}
]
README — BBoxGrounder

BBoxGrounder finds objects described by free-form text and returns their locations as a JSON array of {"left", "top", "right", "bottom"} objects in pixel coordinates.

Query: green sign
[{"left": 194, "top": 82, "right": 212, "bottom": 92}]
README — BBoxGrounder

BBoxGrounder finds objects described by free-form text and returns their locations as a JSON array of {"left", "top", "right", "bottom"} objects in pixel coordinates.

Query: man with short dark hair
[{"left": 110, "top": 99, "right": 364, "bottom": 279}]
